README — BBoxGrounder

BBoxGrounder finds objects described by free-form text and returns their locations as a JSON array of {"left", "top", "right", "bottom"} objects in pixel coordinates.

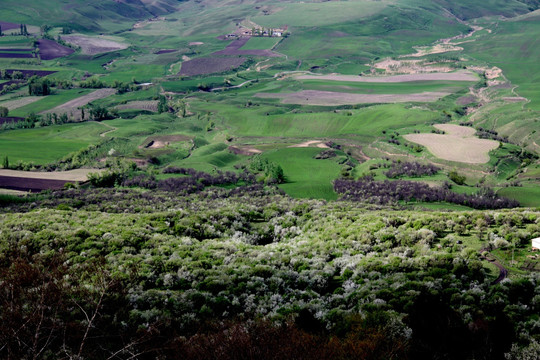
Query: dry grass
[
  {"left": 434, "top": 124, "right": 476, "bottom": 137},
  {"left": 0, "top": 96, "right": 42, "bottom": 110},
  {"left": 254, "top": 90, "right": 450, "bottom": 106},
  {"left": 404, "top": 125, "right": 499, "bottom": 164},
  {"left": 0, "top": 168, "right": 102, "bottom": 181}
]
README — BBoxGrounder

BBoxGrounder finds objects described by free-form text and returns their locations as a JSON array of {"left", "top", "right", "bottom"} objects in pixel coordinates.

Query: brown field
[
  {"left": 434, "top": 124, "right": 477, "bottom": 137},
  {"left": 0, "top": 96, "right": 42, "bottom": 110},
  {"left": 0, "top": 168, "right": 101, "bottom": 181},
  {"left": 41, "top": 88, "right": 116, "bottom": 120},
  {"left": 0, "top": 176, "right": 68, "bottom": 192},
  {"left": 404, "top": 125, "right": 499, "bottom": 164},
  {"left": 0, "top": 21, "right": 19, "bottom": 31},
  {"left": 37, "top": 39, "right": 74, "bottom": 60},
  {"left": 62, "top": 35, "right": 128, "bottom": 55},
  {"left": 254, "top": 90, "right": 450, "bottom": 106},
  {"left": 180, "top": 57, "right": 247, "bottom": 76},
  {"left": 116, "top": 100, "right": 158, "bottom": 112},
  {"left": 0, "top": 53, "right": 33, "bottom": 59},
  {"left": 296, "top": 70, "right": 477, "bottom": 83}
]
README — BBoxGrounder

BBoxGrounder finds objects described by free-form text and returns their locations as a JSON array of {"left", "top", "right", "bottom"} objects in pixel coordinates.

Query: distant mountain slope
[
  {"left": 432, "top": 0, "right": 540, "bottom": 19},
  {"left": 0, "top": 0, "right": 182, "bottom": 32}
]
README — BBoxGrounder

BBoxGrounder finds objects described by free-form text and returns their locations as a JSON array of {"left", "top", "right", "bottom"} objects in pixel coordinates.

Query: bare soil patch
[
  {"left": 62, "top": 35, "right": 127, "bottom": 55},
  {"left": 255, "top": 90, "right": 450, "bottom": 106},
  {"left": 373, "top": 58, "right": 455, "bottom": 75},
  {"left": 116, "top": 100, "right": 158, "bottom": 112},
  {"left": 296, "top": 70, "right": 477, "bottom": 83},
  {"left": 0, "top": 53, "right": 33, "bottom": 59},
  {"left": 434, "top": 124, "right": 476, "bottom": 137},
  {"left": 0, "top": 22, "right": 20, "bottom": 31},
  {"left": 0, "top": 168, "right": 101, "bottom": 182},
  {"left": 0, "top": 170, "right": 106, "bottom": 192},
  {"left": 502, "top": 97, "right": 528, "bottom": 102},
  {"left": 180, "top": 57, "right": 247, "bottom": 76},
  {"left": 0, "top": 96, "right": 42, "bottom": 110},
  {"left": 406, "top": 44, "right": 463, "bottom": 58},
  {"left": 37, "top": 39, "right": 74, "bottom": 60},
  {"left": 288, "top": 140, "right": 329, "bottom": 149},
  {"left": 0, "top": 48, "right": 33, "bottom": 52},
  {"left": 41, "top": 89, "right": 116, "bottom": 120},
  {"left": 140, "top": 135, "right": 192, "bottom": 149},
  {"left": 404, "top": 125, "right": 498, "bottom": 164},
  {"left": 228, "top": 146, "right": 262, "bottom": 155},
  {"left": 0, "top": 176, "right": 68, "bottom": 192},
  {"left": 189, "top": 42, "right": 204, "bottom": 46}
]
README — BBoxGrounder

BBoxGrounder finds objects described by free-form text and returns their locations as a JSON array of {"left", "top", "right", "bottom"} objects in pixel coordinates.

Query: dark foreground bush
[{"left": 334, "top": 178, "right": 519, "bottom": 209}]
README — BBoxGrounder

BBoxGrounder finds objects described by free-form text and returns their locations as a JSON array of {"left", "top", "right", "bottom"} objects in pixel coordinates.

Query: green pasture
[
  {"left": 498, "top": 186, "right": 540, "bottom": 208},
  {"left": 296, "top": 79, "right": 475, "bottom": 94},
  {"left": 0, "top": 122, "right": 105, "bottom": 164},
  {"left": 261, "top": 147, "right": 341, "bottom": 200},
  {"left": 193, "top": 101, "right": 440, "bottom": 141},
  {"left": 0, "top": 0, "right": 178, "bottom": 32},
  {"left": 241, "top": 37, "right": 279, "bottom": 50},
  {"left": 162, "top": 76, "right": 232, "bottom": 92},
  {"left": 9, "top": 89, "right": 93, "bottom": 117},
  {"left": 252, "top": 0, "right": 390, "bottom": 27}
]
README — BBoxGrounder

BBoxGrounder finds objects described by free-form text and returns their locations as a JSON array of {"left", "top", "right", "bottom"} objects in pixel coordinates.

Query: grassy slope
[
  {"left": 0, "top": 0, "right": 179, "bottom": 31},
  {"left": 0, "top": 122, "right": 106, "bottom": 164}
]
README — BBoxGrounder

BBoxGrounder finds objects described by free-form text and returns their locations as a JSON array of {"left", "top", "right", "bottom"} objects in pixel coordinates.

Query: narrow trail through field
[
  {"left": 480, "top": 247, "right": 509, "bottom": 285},
  {"left": 99, "top": 122, "right": 117, "bottom": 137}
]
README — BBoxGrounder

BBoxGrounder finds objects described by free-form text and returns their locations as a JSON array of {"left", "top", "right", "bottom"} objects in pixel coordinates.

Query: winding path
[
  {"left": 99, "top": 122, "right": 117, "bottom": 137},
  {"left": 480, "top": 247, "right": 509, "bottom": 285}
]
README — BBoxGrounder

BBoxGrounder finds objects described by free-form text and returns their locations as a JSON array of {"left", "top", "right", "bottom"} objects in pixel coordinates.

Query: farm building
[{"left": 533, "top": 237, "right": 540, "bottom": 250}]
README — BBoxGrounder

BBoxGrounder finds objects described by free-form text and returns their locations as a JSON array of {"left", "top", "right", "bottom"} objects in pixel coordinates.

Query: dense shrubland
[
  {"left": 0, "top": 188, "right": 538, "bottom": 359},
  {"left": 334, "top": 177, "right": 519, "bottom": 209}
]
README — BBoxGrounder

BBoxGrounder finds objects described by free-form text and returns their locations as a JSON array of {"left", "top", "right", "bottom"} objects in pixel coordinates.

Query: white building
[{"left": 532, "top": 237, "right": 540, "bottom": 250}]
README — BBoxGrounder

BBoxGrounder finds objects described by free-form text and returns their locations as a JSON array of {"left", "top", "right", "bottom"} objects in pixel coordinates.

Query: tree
[
  {"left": 28, "top": 80, "right": 50, "bottom": 96},
  {"left": 89, "top": 105, "right": 110, "bottom": 121},
  {"left": 2, "top": 155, "right": 8, "bottom": 169},
  {"left": 157, "top": 95, "right": 168, "bottom": 113},
  {"left": 0, "top": 106, "right": 8, "bottom": 117},
  {"left": 0, "top": 25, "right": 3, "bottom": 37},
  {"left": 449, "top": 170, "right": 466, "bottom": 185}
]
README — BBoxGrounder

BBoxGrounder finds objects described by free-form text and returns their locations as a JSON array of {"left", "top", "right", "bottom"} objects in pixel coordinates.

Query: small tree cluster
[
  {"left": 249, "top": 155, "right": 285, "bottom": 184},
  {"left": 384, "top": 161, "right": 440, "bottom": 178}
]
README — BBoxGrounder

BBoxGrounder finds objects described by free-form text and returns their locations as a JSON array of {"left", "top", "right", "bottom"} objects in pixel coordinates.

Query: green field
[
  {"left": 0, "top": 0, "right": 537, "bottom": 205},
  {"left": 241, "top": 37, "right": 280, "bottom": 50},
  {"left": 0, "top": 122, "right": 105, "bottom": 164},
  {"left": 262, "top": 147, "right": 341, "bottom": 199},
  {"left": 9, "top": 89, "right": 93, "bottom": 117}
]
